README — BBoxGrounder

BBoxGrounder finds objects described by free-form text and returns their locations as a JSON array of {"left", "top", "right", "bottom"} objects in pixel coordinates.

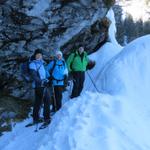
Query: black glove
[
  {"left": 68, "top": 72, "right": 73, "bottom": 81},
  {"left": 64, "top": 75, "right": 68, "bottom": 87},
  {"left": 48, "top": 76, "right": 53, "bottom": 86},
  {"left": 42, "top": 79, "right": 49, "bottom": 87}
]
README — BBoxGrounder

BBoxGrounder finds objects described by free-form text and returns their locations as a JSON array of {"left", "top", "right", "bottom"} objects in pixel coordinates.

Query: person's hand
[
  {"left": 68, "top": 72, "right": 73, "bottom": 81},
  {"left": 64, "top": 74, "right": 68, "bottom": 87},
  {"left": 48, "top": 76, "right": 53, "bottom": 86},
  {"left": 42, "top": 79, "right": 49, "bottom": 87}
]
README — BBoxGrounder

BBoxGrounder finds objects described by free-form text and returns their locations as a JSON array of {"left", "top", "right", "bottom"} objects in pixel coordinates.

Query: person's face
[
  {"left": 56, "top": 54, "right": 62, "bottom": 60},
  {"left": 78, "top": 47, "right": 84, "bottom": 54},
  {"left": 49, "top": 56, "right": 54, "bottom": 60},
  {"left": 35, "top": 53, "right": 43, "bottom": 60}
]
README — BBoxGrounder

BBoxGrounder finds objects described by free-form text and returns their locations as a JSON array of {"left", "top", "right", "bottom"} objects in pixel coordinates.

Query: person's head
[
  {"left": 49, "top": 55, "right": 54, "bottom": 61},
  {"left": 34, "top": 49, "right": 43, "bottom": 60},
  {"left": 78, "top": 46, "right": 84, "bottom": 54},
  {"left": 55, "top": 51, "right": 63, "bottom": 60}
]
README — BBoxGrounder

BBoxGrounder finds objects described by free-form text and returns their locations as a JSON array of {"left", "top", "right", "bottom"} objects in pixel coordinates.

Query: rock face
[
  {"left": 0, "top": 95, "right": 31, "bottom": 135},
  {"left": 0, "top": 0, "right": 114, "bottom": 100}
]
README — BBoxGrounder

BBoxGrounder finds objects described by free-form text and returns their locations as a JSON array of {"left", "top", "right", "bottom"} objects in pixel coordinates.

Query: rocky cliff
[
  {"left": 0, "top": 1, "right": 115, "bottom": 130},
  {"left": 0, "top": 0, "right": 115, "bottom": 100}
]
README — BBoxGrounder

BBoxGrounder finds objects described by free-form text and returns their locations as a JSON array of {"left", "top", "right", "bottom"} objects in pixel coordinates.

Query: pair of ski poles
[{"left": 67, "top": 71, "right": 101, "bottom": 94}]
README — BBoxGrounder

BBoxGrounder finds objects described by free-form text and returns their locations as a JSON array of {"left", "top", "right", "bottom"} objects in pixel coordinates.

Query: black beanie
[{"left": 34, "top": 49, "right": 43, "bottom": 56}]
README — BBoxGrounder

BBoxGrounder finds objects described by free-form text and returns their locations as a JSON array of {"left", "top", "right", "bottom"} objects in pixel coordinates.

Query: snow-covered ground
[{"left": 1, "top": 8, "right": 150, "bottom": 150}]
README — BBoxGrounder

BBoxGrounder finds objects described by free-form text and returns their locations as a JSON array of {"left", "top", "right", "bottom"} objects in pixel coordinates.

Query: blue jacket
[
  {"left": 29, "top": 59, "right": 47, "bottom": 88},
  {"left": 46, "top": 58, "right": 68, "bottom": 86}
]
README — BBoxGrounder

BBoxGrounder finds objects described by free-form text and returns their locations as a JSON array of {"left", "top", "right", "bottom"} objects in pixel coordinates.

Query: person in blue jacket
[
  {"left": 29, "top": 49, "right": 51, "bottom": 125},
  {"left": 46, "top": 50, "right": 68, "bottom": 112}
]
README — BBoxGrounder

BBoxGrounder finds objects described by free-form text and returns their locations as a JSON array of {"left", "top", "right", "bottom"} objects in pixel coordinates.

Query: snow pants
[
  {"left": 71, "top": 71, "right": 85, "bottom": 98},
  {"left": 52, "top": 86, "right": 63, "bottom": 111},
  {"left": 33, "top": 87, "right": 50, "bottom": 122}
]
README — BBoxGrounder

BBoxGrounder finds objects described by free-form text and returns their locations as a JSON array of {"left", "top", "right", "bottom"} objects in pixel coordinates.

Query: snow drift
[{"left": 37, "top": 35, "right": 150, "bottom": 150}]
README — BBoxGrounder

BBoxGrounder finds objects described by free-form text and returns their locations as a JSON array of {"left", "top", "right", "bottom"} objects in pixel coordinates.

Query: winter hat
[
  {"left": 55, "top": 50, "right": 63, "bottom": 57},
  {"left": 78, "top": 46, "right": 84, "bottom": 51},
  {"left": 34, "top": 49, "right": 43, "bottom": 56}
]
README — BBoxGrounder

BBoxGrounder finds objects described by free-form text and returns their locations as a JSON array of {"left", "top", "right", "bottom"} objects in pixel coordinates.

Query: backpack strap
[
  {"left": 70, "top": 52, "right": 77, "bottom": 70},
  {"left": 49, "top": 59, "right": 56, "bottom": 77},
  {"left": 49, "top": 59, "right": 65, "bottom": 83}
]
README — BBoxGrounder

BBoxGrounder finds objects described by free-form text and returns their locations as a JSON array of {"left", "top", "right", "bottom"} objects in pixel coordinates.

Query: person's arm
[
  {"left": 64, "top": 61, "right": 68, "bottom": 76},
  {"left": 29, "top": 63, "right": 42, "bottom": 86},
  {"left": 66, "top": 53, "right": 74, "bottom": 72},
  {"left": 45, "top": 61, "right": 54, "bottom": 78}
]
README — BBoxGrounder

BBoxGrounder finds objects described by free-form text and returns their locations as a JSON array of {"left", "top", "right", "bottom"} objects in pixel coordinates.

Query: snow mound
[
  {"left": 39, "top": 35, "right": 150, "bottom": 150},
  {"left": 100, "top": 35, "right": 150, "bottom": 96}
]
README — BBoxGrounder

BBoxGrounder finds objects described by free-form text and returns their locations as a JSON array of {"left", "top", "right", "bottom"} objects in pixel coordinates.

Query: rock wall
[{"left": 0, "top": 0, "right": 114, "bottom": 100}]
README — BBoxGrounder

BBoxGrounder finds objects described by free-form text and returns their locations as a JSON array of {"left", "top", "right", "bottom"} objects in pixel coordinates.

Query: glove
[
  {"left": 42, "top": 79, "right": 49, "bottom": 87},
  {"left": 64, "top": 75, "right": 68, "bottom": 87},
  {"left": 68, "top": 72, "right": 73, "bottom": 81},
  {"left": 48, "top": 76, "right": 53, "bottom": 86}
]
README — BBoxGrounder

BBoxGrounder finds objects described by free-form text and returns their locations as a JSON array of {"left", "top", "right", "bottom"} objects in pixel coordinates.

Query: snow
[
  {"left": 116, "top": 0, "right": 150, "bottom": 22},
  {"left": 106, "top": 8, "right": 122, "bottom": 48},
  {"left": 1, "top": 7, "right": 150, "bottom": 150},
  {"left": 27, "top": 0, "right": 50, "bottom": 17}
]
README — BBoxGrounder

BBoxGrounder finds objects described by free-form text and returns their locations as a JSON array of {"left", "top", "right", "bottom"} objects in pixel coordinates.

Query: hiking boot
[
  {"left": 44, "top": 119, "right": 51, "bottom": 125},
  {"left": 51, "top": 107, "right": 56, "bottom": 112},
  {"left": 33, "top": 118, "right": 44, "bottom": 124}
]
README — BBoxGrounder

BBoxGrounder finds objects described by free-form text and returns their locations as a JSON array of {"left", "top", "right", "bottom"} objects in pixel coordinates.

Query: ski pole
[
  {"left": 34, "top": 87, "right": 46, "bottom": 132},
  {"left": 51, "top": 85, "right": 57, "bottom": 112},
  {"left": 87, "top": 71, "right": 101, "bottom": 93},
  {"left": 38, "top": 87, "right": 47, "bottom": 117}
]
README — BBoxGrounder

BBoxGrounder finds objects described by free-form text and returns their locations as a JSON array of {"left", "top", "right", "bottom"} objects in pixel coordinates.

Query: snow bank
[
  {"left": 100, "top": 35, "right": 150, "bottom": 96},
  {"left": 38, "top": 35, "right": 150, "bottom": 150},
  {"left": 84, "top": 42, "right": 122, "bottom": 92}
]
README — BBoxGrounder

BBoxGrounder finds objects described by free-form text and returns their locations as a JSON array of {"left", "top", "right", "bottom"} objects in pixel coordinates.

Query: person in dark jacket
[
  {"left": 46, "top": 50, "right": 68, "bottom": 112},
  {"left": 29, "top": 49, "right": 51, "bottom": 125},
  {"left": 67, "top": 46, "right": 88, "bottom": 99}
]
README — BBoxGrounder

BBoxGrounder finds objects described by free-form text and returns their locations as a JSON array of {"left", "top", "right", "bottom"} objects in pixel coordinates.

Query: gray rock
[{"left": 0, "top": 0, "right": 114, "bottom": 99}]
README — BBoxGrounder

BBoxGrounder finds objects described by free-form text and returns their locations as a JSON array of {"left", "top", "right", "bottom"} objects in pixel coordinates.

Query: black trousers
[
  {"left": 33, "top": 87, "right": 50, "bottom": 122},
  {"left": 71, "top": 71, "right": 85, "bottom": 98},
  {"left": 52, "top": 86, "right": 63, "bottom": 111}
]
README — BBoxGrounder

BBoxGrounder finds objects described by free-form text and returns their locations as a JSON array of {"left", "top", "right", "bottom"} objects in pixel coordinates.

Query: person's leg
[
  {"left": 78, "top": 72, "right": 85, "bottom": 96},
  {"left": 43, "top": 88, "right": 51, "bottom": 122},
  {"left": 70, "top": 72, "right": 80, "bottom": 98},
  {"left": 48, "top": 86, "right": 55, "bottom": 112},
  {"left": 54, "top": 86, "right": 63, "bottom": 110},
  {"left": 33, "top": 88, "right": 43, "bottom": 123}
]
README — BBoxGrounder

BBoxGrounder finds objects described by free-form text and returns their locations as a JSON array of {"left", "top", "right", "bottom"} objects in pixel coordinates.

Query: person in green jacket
[{"left": 67, "top": 46, "right": 88, "bottom": 99}]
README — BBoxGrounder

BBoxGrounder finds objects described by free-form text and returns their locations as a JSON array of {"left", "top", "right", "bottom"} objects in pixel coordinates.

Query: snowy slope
[{"left": 38, "top": 35, "right": 150, "bottom": 150}]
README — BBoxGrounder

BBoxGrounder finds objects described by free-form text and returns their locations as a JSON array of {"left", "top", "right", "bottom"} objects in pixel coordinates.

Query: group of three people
[{"left": 29, "top": 47, "right": 88, "bottom": 125}]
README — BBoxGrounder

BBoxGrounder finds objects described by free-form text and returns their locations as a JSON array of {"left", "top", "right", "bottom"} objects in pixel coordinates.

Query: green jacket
[{"left": 67, "top": 51, "right": 88, "bottom": 72}]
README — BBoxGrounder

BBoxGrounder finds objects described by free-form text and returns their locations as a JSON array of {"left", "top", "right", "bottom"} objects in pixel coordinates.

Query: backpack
[
  {"left": 86, "top": 59, "right": 96, "bottom": 70},
  {"left": 49, "top": 59, "right": 65, "bottom": 82},
  {"left": 70, "top": 52, "right": 95, "bottom": 71},
  {"left": 70, "top": 53, "right": 77, "bottom": 70},
  {"left": 20, "top": 55, "right": 35, "bottom": 82}
]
